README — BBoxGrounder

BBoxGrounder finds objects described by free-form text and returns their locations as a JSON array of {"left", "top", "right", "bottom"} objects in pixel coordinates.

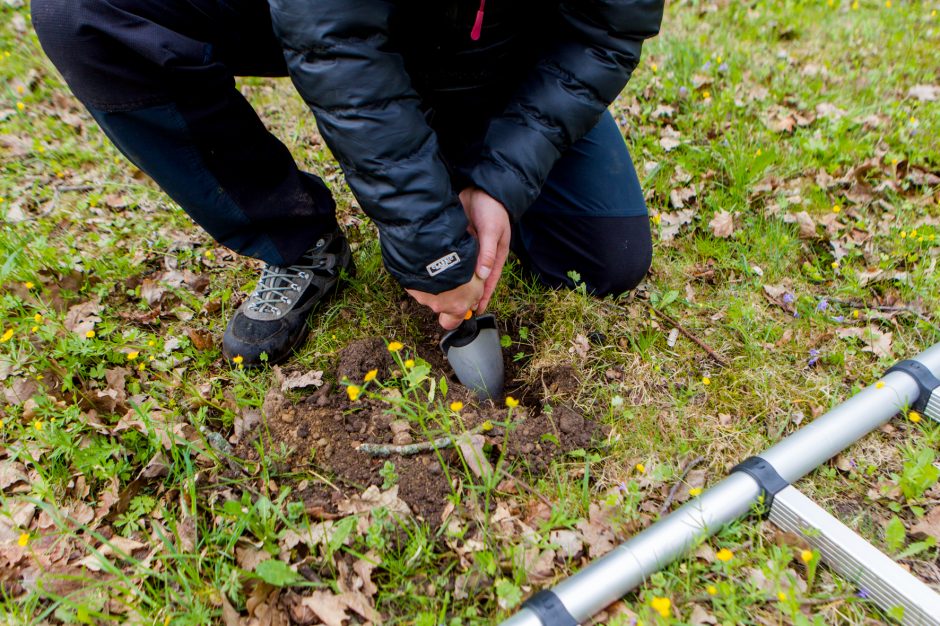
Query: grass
[{"left": 2, "top": 0, "right": 940, "bottom": 624}]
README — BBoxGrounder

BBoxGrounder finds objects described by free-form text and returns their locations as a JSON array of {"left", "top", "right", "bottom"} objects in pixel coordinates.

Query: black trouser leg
[
  {"left": 511, "top": 111, "right": 652, "bottom": 296},
  {"left": 32, "top": 0, "right": 336, "bottom": 266}
]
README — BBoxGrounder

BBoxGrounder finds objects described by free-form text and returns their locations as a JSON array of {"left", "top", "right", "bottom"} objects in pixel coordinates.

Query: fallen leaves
[
  {"left": 63, "top": 300, "right": 102, "bottom": 337},
  {"left": 835, "top": 326, "right": 894, "bottom": 358},
  {"left": 707, "top": 211, "right": 734, "bottom": 238},
  {"left": 907, "top": 84, "right": 939, "bottom": 101},
  {"left": 660, "top": 209, "right": 696, "bottom": 241}
]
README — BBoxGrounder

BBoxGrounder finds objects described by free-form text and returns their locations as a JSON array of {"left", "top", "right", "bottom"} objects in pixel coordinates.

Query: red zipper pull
[{"left": 470, "top": 0, "right": 486, "bottom": 40}]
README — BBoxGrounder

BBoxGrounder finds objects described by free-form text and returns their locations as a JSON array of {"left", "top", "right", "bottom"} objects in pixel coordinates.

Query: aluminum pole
[{"left": 501, "top": 342, "right": 940, "bottom": 626}]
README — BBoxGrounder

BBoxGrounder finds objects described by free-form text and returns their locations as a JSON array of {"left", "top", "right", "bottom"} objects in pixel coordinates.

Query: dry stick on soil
[
  {"left": 357, "top": 424, "right": 487, "bottom": 457},
  {"left": 497, "top": 467, "right": 556, "bottom": 511},
  {"left": 648, "top": 305, "right": 729, "bottom": 368},
  {"left": 601, "top": 301, "right": 729, "bottom": 368},
  {"left": 658, "top": 455, "right": 705, "bottom": 515}
]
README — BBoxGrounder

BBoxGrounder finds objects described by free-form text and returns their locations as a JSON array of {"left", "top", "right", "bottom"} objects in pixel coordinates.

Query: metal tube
[{"left": 501, "top": 342, "right": 940, "bottom": 626}]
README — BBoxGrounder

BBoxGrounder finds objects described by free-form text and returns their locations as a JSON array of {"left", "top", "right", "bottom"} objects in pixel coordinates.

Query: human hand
[
  {"left": 406, "top": 275, "right": 484, "bottom": 330},
  {"left": 458, "top": 187, "right": 511, "bottom": 313}
]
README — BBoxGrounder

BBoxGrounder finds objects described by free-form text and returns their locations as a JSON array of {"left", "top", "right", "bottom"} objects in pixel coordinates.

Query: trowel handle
[{"left": 445, "top": 316, "right": 479, "bottom": 349}]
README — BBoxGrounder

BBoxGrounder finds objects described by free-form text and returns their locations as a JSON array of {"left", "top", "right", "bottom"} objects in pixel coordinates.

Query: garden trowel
[{"left": 440, "top": 313, "right": 504, "bottom": 400}]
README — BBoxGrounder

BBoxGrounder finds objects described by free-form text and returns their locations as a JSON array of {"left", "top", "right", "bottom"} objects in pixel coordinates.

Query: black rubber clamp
[
  {"left": 521, "top": 589, "right": 578, "bottom": 626},
  {"left": 885, "top": 360, "right": 940, "bottom": 412},
  {"left": 730, "top": 456, "right": 789, "bottom": 517}
]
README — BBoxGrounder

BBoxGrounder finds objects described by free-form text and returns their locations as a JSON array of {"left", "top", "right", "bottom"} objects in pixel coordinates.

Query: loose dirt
[{"left": 234, "top": 310, "right": 607, "bottom": 523}]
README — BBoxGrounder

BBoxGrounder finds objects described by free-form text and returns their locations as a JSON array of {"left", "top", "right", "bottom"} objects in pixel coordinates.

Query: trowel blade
[{"left": 441, "top": 314, "right": 505, "bottom": 400}]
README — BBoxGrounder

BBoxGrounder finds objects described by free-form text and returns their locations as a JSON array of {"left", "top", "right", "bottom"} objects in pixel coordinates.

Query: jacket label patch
[{"left": 426, "top": 252, "right": 461, "bottom": 276}]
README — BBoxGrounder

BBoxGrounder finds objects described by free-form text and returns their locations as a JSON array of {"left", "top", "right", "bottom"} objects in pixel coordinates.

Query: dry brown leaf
[
  {"left": 273, "top": 366, "right": 324, "bottom": 392},
  {"left": 63, "top": 300, "right": 101, "bottom": 336},
  {"left": 707, "top": 211, "right": 734, "bottom": 238},
  {"left": 835, "top": 326, "right": 893, "bottom": 358},
  {"left": 781, "top": 211, "right": 816, "bottom": 239},
  {"left": 908, "top": 85, "right": 939, "bottom": 101},
  {"left": 659, "top": 126, "right": 681, "bottom": 151},
  {"left": 299, "top": 590, "right": 380, "bottom": 626},
  {"left": 669, "top": 185, "right": 696, "bottom": 209},
  {"left": 576, "top": 517, "right": 616, "bottom": 559},
  {"left": 690, "top": 603, "right": 718, "bottom": 625},
  {"left": 457, "top": 434, "right": 493, "bottom": 480},
  {"left": 911, "top": 506, "right": 940, "bottom": 542},
  {"left": 660, "top": 209, "right": 695, "bottom": 241},
  {"left": 549, "top": 529, "right": 583, "bottom": 559},
  {"left": 236, "top": 544, "right": 272, "bottom": 571},
  {"left": 337, "top": 485, "right": 411, "bottom": 517}
]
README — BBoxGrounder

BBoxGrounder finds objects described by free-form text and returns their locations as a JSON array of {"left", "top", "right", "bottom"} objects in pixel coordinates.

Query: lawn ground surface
[{"left": 2, "top": 0, "right": 940, "bottom": 624}]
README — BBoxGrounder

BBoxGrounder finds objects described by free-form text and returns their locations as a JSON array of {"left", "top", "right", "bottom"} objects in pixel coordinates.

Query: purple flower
[
  {"left": 816, "top": 299, "right": 829, "bottom": 312},
  {"left": 808, "top": 349, "right": 820, "bottom": 366},
  {"left": 856, "top": 588, "right": 870, "bottom": 599},
  {"left": 782, "top": 292, "right": 795, "bottom": 304},
  {"left": 679, "top": 86, "right": 689, "bottom": 97},
  {"left": 833, "top": 315, "right": 844, "bottom": 323},
  {"left": 702, "top": 61, "right": 712, "bottom": 71},
  {"left": 718, "top": 62, "right": 729, "bottom": 73}
]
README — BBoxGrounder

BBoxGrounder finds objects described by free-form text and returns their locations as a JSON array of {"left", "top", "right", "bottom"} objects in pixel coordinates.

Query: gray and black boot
[{"left": 222, "top": 230, "right": 353, "bottom": 366}]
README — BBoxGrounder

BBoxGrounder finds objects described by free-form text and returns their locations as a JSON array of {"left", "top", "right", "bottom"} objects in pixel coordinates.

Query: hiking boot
[{"left": 222, "top": 230, "right": 353, "bottom": 366}]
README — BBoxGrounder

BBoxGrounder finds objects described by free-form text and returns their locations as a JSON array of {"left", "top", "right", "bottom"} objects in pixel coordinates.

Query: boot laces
[{"left": 246, "top": 240, "right": 329, "bottom": 317}]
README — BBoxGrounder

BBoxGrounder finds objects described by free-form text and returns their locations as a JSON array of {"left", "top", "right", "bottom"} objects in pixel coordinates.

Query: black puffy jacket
[{"left": 269, "top": 0, "right": 664, "bottom": 293}]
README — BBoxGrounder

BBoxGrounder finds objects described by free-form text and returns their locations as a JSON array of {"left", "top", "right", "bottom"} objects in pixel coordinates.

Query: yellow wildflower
[
  {"left": 900, "top": 230, "right": 907, "bottom": 239},
  {"left": 875, "top": 381, "right": 885, "bottom": 389},
  {"left": 702, "top": 376, "right": 711, "bottom": 386},
  {"left": 706, "top": 584, "right": 717, "bottom": 595},
  {"left": 138, "top": 362, "right": 146, "bottom": 371},
  {"left": 34, "top": 313, "right": 43, "bottom": 323},
  {"left": 650, "top": 62, "right": 658, "bottom": 72},
  {"left": 635, "top": 463, "right": 646, "bottom": 474},
  {"left": 18, "top": 533, "right": 29, "bottom": 547},
  {"left": 755, "top": 148, "right": 762, "bottom": 157},
  {"left": 148, "top": 340, "right": 156, "bottom": 346},
  {"left": 34, "top": 420, "right": 43, "bottom": 431},
  {"left": 481, "top": 420, "right": 494, "bottom": 432},
  {"left": 30, "top": 326, "right": 38, "bottom": 333},
  {"left": 909, "top": 411, "right": 922, "bottom": 423},
  {"left": 404, "top": 359, "right": 415, "bottom": 368},
  {"left": 364, "top": 369, "right": 378, "bottom": 382},
  {"left": 149, "top": 355, "right": 155, "bottom": 361},
  {"left": 689, "top": 487, "right": 703, "bottom": 497},
  {"left": 715, "top": 548, "right": 733, "bottom": 562},
  {"left": 204, "top": 249, "right": 214, "bottom": 259},
  {"left": 777, "top": 591, "right": 787, "bottom": 601},
  {"left": 347, "top": 385, "right": 361, "bottom": 401},
  {"left": 126, "top": 351, "right": 139, "bottom": 361},
  {"left": 650, "top": 597, "right": 671, "bottom": 618},
  {"left": 505, "top": 396, "right": 519, "bottom": 408},
  {"left": 851, "top": 0, "right": 859, "bottom": 9},
  {"left": 387, "top": 341, "right": 404, "bottom": 352},
  {"left": 16, "top": 102, "right": 24, "bottom": 111},
  {"left": 450, "top": 401, "right": 464, "bottom": 412},
  {"left": 23, "top": 281, "right": 34, "bottom": 289},
  {"left": 800, "top": 549, "right": 814, "bottom": 563},
  {"left": 885, "top": 0, "right": 891, "bottom": 7},
  {"left": 702, "top": 90, "right": 711, "bottom": 100},
  {"left": 232, "top": 355, "right": 244, "bottom": 365},
  {"left": 831, "top": 261, "right": 840, "bottom": 269},
  {"left": 85, "top": 330, "right": 96, "bottom": 339},
  {"left": 651, "top": 213, "right": 661, "bottom": 225},
  {"left": 852, "top": 310, "right": 860, "bottom": 319},
  {"left": 831, "top": 204, "right": 841, "bottom": 214},
  {"left": 0, "top": 328, "right": 13, "bottom": 342}
]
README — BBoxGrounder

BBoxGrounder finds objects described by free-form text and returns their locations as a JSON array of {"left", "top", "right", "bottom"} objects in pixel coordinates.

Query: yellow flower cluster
[
  {"left": 650, "top": 596, "right": 670, "bottom": 618},
  {"left": 715, "top": 548, "right": 734, "bottom": 562}
]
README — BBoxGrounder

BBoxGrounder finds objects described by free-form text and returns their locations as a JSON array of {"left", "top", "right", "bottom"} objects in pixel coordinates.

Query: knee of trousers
[{"left": 580, "top": 245, "right": 653, "bottom": 297}]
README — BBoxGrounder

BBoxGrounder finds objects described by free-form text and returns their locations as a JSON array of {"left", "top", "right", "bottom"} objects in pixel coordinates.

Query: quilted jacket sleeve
[
  {"left": 269, "top": 0, "right": 477, "bottom": 293},
  {"left": 463, "top": 0, "right": 665, "bottom": 221}
]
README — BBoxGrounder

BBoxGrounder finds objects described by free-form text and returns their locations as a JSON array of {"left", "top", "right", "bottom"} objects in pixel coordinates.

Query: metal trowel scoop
[{"left": 440, "top": 313, "right": 504, "bottom": 400}]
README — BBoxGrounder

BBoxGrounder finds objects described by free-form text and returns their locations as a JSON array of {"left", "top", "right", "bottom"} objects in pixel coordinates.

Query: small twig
[
  {"left": 648, "top": 305, "right": 729, "bottom": 368},
  {"left": 827, "top": 298, "right": 940, "bottom": 333},
  {"left": 658, "top": 456, "right": 705, "bottom": 515},
  {"left": 497, "top": 468, "right": 555, "bottom": 510},
  {"left": 357, "top": 424, "right": 488, "bottom": 457}
]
